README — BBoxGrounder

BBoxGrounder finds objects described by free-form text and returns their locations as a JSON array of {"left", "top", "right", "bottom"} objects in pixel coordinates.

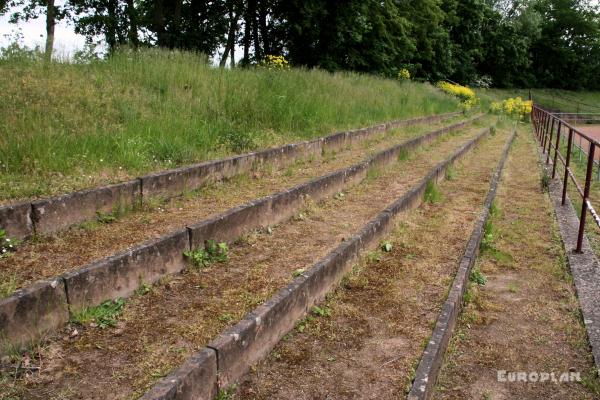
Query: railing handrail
[
  {"left": 552, "top": 112, "right": 600, "bottom": 116},
  {"left": 532, "top": 104, "right": 600, "bottom": 252},
  {"left": 534, "top": 105, "right": 600, "bottom": 148}
]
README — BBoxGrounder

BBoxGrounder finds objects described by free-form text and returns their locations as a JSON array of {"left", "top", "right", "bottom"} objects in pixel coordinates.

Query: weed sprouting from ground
[
  {"left": 71, "top": 298, "right": 126, "bottom": 328},
  {"left": 292, "top": 268, "right": 306, "bottom": 278},
  {"left": 0, "top": 273, "right": 17, "bottom": 297},
  {"left": 480, "top": 219, "right": 495, "bottom": 252},
  {"left": 184, "top": 240, "right": 229, "bottom": 268},
  {"left": 470, "top": 268, "right": 487, "bottom": 286},
  {"left": 381, "top": 240, "right": 393, "bottom": 252},
  {"left": 480, "top": 213, "right": 514, "bottom": 266},
  {"left": 215, "top": 385, "right": 237, "bottom": 400},
  {"left": 311, "top": 306, "right": 331, "bottom": 317},
  {"left": 366, "top": 166, "right": 382, "bottom": 182},
  {"left": 424, "top": 180, "right": 442, "bottom": 204},
  {"left": 135, "top": 281, "right": 152, "bottom": 296},
  {"left": 398, "top": 148, "right": 411, "bottom": 161},
  {"left": 0, "top": 229, "right": 17, "bottom": 258},
  {"left": 96, "top": 211, "right": 117, "bottom": 224},
  {"left": 541, "top": 169, "right": 550, "bottom": 192},
  {"left": 489, "top": 201, "right": 500, "bottom": 218},
  {"left": 445, "top": 166, "right": 456, "bottom": 181}
]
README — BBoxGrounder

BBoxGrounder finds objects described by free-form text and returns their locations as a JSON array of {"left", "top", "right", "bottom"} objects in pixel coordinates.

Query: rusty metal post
[
  {"left": 563, "top": 128, "right": 574, "bottom": 205},
  {"left": 577, "top": 142, "right": 596, "bottom": 252},
  {"left": 542, "top": 113, "right": 549, "bottom": 149},
  {"left": 552, "top": 121, "right": 561, "bottom": 178},
  {"left": 535, "top": 109, "right": 541, "bottom": 139},
  {"left": 544, "top": 113, "right": 552, "bottom": 151},
  {"left": 546, "top": 118, "right": 555, "bottom": 164}
]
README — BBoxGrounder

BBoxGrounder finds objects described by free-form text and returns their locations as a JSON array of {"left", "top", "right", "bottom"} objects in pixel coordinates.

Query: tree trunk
[
  {"left": 126, "top": 0, "right": 139, "bottom": 47},
  {"left": 242, "top": 1, "right": 250, "bottom": 65},
  {"left": 106, "top": 0, "right": 118, "bottom": 52},
  {"left": 154, "top": 0, "right": 166, "bottom": 47},
  {"left": 249, "top": 0, "right": 261, "bottom": 61},
  {"left": 172, "top": 0, "right": 182, "bottom": 48},
  {"left": 45, "top": 0, "right": 55, "bottom": 61},
  {"left": 220, "top": 4, "right": 238, "bottom": 68},
  {"left": 258, "top": 0, "right": 269, "bottom": 55}
]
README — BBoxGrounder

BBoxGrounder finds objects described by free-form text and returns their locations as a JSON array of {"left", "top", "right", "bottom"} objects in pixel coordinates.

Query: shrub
[
  {"left": 262, "top": 54, "right": 290, "bottom": 70},
  {"left": 490, "top": 97, "right": 533, "bottom": 119},
  {"left": 437, "top": 81, "right": 479, "bottom": 110},
  {"left": 397, "top": 68, "right": 411, "bottom": 81}
]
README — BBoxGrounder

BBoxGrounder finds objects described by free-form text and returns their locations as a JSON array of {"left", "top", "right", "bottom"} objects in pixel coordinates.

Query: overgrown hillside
[{"left": 0, "top": 49, "right": 459, "bottom": 201}]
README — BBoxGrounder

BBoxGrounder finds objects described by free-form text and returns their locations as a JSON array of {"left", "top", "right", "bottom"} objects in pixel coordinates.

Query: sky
[
  {"left": 0, "top": 0, "right": 234, "bottom": 62},
  {"left": 0, "top": 0, "right": 88, "bottom": 59}
]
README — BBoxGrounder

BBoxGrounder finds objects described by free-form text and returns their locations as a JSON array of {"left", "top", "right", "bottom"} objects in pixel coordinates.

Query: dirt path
[
  {"left": 434, "top": 129, "right": 600, "bottom": 399},
  {"left": 0, "top": 116, "right": 473, "bottom": 295},
  {"left": 1, "top": 123, "right": 492, "bottom": 399},
  {"left": 233, "top": 125, "right": 513, "bottom": 399}
]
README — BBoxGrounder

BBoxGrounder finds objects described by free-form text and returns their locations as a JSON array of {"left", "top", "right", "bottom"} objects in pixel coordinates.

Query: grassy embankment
[
  {"left": 0, "top": 49, "right": 460, "bottom": 201},
  {"left": 479, "top": 88, "right": 600, "bottom": 113}
]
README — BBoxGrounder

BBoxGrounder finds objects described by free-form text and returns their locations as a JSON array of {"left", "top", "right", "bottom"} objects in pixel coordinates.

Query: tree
[
  {"left": 3, "top": 0, "right": 66, "bottom": 60},
  {"left": 220, "top": 0, "right": 240, "bottom": 67},
  {"left": 530, "top": 0, "right": 600, "bottom": 89}
]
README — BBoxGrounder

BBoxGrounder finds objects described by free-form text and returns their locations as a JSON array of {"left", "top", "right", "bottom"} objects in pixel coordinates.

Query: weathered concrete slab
[
  {"left": 0, "top": 112, "right": 473, "bottom": 353},
  {"left": 203, "top": 126, "right": 492, "bottom": 394},
  {"left": 32, "top": 180, "right": 141, "bottom": 235},
  {"left": 139, "top": 348, "right": 218, "bottom": 400},
  {"left": 0, "top": 201, "right": 33, "bottom": 240},
  {"left": 407, "top": 131, "right": 516, "bottom": 400},
  {"left": 1, "top": 112, "right": 459, "bottom": 242},
  {"left": 0, "top": 278, "right": 69, "bottom": 354},
  {"left": 63, "top": 229, "right": 189, "bottom": 310}
]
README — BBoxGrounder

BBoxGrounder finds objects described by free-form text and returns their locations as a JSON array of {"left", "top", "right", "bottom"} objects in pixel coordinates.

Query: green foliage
[
  {"left": 470, "top": 268, "right": 487, "bottom": 286},
  {"left": 135, "top": 282, "right": 152, "bottom": 296},
  {"left": 445, "top": 166, "right": 456, "bottom": 181},
  {"left": 0, "top": 229, "right": 17, "bottom": 257},
  {"left": 0, "top": 273, "right": 17, "bottom": 298},
  {"left": 0, "top": 48, "right": 457, "bottom": 201},
  {"left": 71, "top": 298, "right": 126, "bottom": 329},
  {"left": 4, "top": 0, "right": 600, "bottom": 90},
  {"left": 96, "top": 211, "right": 117, "bottom": 224},
  {"left": 424, "top": 180, "right": 442, "bottom": 204},
  {"left": 480, "top": 219, "right": 495, "bottom": 251},
  {"left": 311, "top": 305, "right": 331, "bottom": 317},
  {"left": 366, "top": 166, "right": 382, "bottom": 182},
  {"left": 184, "top": 240, "right": 229, "bottom": 268},
  {"left": 398, "top": 148, "right": 410, "bottom": 161},
  {"left": 292, "top": 268, "right": 306, "bottom": 278},
  {"left": 381, "top": 241, "right": 393, "bottom": 252},
  {"left": 541, "top": 170, "right": 550, "bottom": 192},
  {"left": 215, "top": 385, "right": 237, "bottom": 400}
]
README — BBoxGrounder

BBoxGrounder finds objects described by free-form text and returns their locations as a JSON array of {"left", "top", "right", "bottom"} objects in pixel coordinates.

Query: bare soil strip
[
  {"left": 1, "top": 123, "right": 489, "bottom": 399},
  {"left": 233, "top": 125, "right": 512, "bottom": 399},
  {"left": 0, "top": 116, "right": 475, "bottom": 294},
  {"left": 434, "top": 129, "right": 600, "bottom": 399}
]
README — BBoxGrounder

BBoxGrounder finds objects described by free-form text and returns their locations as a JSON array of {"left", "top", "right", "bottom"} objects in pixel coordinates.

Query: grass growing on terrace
[{"left": 0, "top": 48, "right": 459, "bottom": 201}]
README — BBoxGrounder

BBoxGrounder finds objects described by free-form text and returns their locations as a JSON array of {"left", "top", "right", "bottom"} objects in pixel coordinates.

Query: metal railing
[
  {"left": 551, "top": 112, "right": 600, "bottom": 125},
  {"left": 532, "top": 105, "right": 600, "bottom": 252}
]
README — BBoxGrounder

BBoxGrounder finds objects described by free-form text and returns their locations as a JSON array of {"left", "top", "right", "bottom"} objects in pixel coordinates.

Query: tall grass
[
  {"left": 0, "top": 48, "right": 459, "bottom": 200},
  {"left": 479, "top": 88, "right": 600, "bottom": 114}
]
